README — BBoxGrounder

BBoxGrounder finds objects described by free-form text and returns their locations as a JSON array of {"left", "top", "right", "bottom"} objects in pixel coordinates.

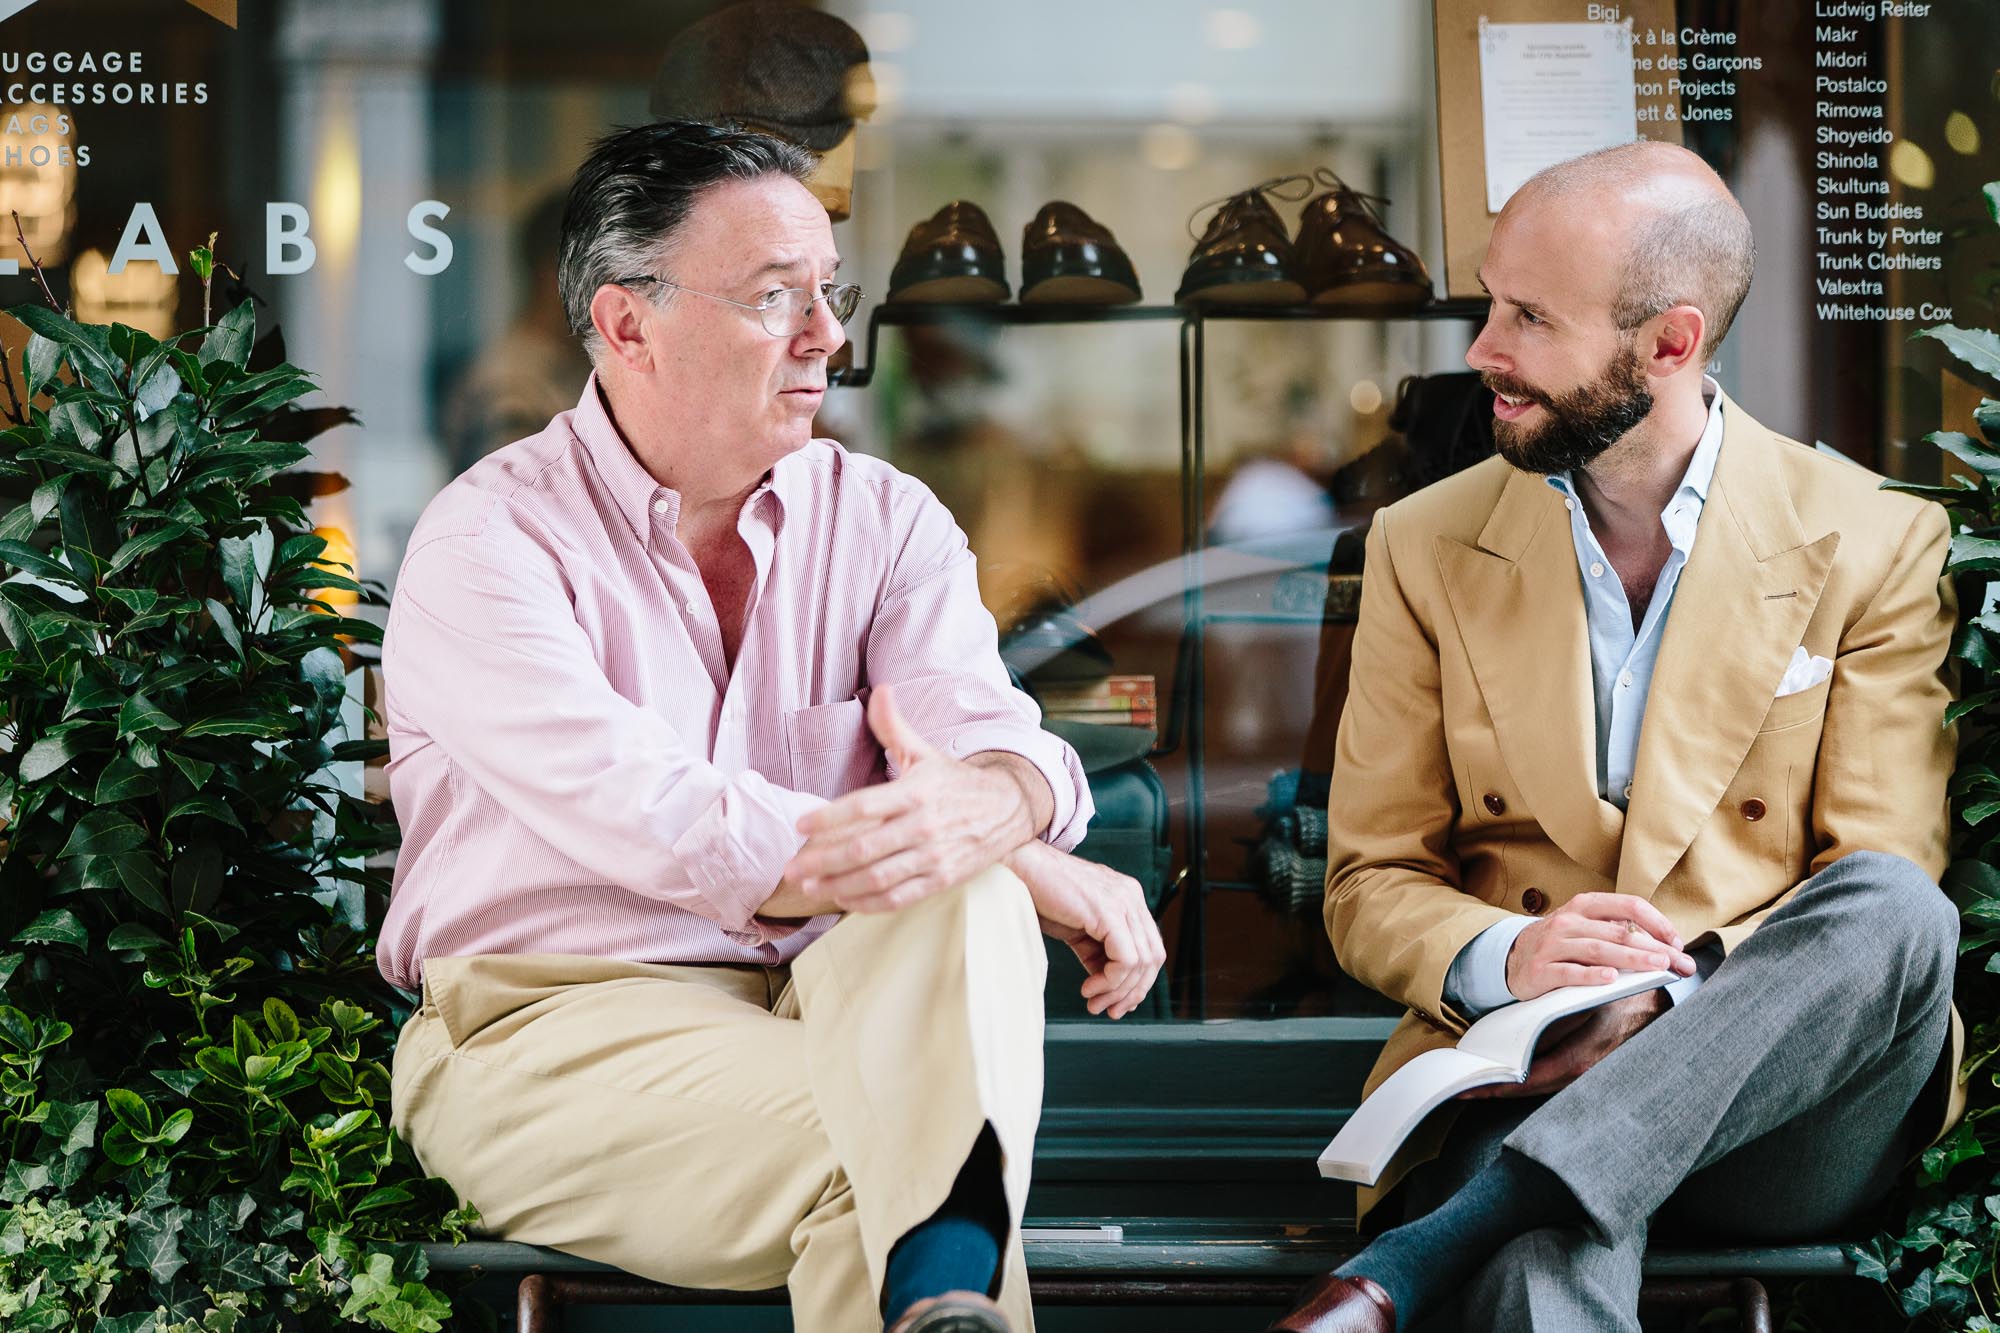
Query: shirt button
[
  {"left": 1623, "top": 782, "right": 1634, "bottom": 800},
  {"left": 685, "top": 600, "right": 699, "bottom": 615},
  {"left": 1483, "top": 793, "right": 1507, "bottom": 816},
  {"left": 1619, "top": 672, "right": 1633, "bottom": 689},
  {"left": 1589, "top": 561, "right": 1605, "bottom": 578},
  {"left": 653, "top": 498, "right": 670, "bottom": 514},
  {"left": 1741, "top": 798, "right": 1767, "bottom": 821},
  {"left": 1522, "top": 887, "right": 1549, "bottom": 914},
  {"left": 1564, "top": 498, "right": 1576, "bottom": 512}
]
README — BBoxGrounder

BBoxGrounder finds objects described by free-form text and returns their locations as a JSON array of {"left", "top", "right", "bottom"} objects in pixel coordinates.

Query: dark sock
[
  {"left": 881, "top": 1124, "right": 1009, "bottom": 1326},
  {"left": 882, "top": 1216, "right": 1002, "bottom": 1326},
  {"left": 1334, "top": 1147, "right": 1581, "bottom": 1330}
]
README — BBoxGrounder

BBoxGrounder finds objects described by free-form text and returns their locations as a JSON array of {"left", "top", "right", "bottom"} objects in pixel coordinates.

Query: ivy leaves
[
  {"left": 0, "top": 288, "right": 471, "bottom": 1332},
  {"left": 1860, "top": 183, "right": 2000, "bottom": 1325}
]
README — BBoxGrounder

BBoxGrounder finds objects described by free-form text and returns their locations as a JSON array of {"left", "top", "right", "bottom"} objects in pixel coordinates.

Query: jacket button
[
  {"left": 1483, "top": 793, "right": 1507, "bottom": 816},
  {"left": 1522, "top": 887, "right": 1549, "bottom": 914},
  {"left": 1741, "top": 798, "right": 1767, "bottom": 821}
]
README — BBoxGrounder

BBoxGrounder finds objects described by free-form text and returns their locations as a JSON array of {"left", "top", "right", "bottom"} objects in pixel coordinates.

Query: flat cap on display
[{"left": 649, "top": 2, "right": 871, "bottom": 153}]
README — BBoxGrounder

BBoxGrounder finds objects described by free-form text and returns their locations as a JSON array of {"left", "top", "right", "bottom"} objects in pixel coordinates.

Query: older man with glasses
[{"left": 376, "top": 120, "right": 1164, "bottom": 1333}]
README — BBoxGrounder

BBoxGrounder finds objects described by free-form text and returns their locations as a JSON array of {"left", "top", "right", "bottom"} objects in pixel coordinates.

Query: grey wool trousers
[{"left": 1396, "top": 850, "right": 1958, "bottom": 1333}]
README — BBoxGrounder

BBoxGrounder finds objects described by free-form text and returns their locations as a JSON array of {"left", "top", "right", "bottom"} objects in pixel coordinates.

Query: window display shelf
[
  {"left": 834, "top": 298, "right": 1489, "bottom": 389},
  {"left": 868, "top": 298, "right": 1489, "bottom": 323},
  {"left": 1181, "top": 298, "right": 1489, "bottom": 322}
]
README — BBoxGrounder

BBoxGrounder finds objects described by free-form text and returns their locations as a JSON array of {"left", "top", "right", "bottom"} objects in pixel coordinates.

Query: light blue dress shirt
[{"left": 1444, "top": 379, "right": 1728, "bottom": 1017}]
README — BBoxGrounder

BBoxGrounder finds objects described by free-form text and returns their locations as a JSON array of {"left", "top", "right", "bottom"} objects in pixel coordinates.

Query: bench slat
[{"left": 421, "top": 1238, "right": 1853, "bottom": 1281}]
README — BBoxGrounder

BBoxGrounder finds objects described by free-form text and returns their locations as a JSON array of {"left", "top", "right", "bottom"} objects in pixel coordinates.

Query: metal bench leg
[
  {"left": 518, "top": 1273, "right": 560, "bottom": 1333},
  {"left": 1642, "top": 1276, "right": 1775, "bottom": 1333},
  {"left": 1732, "top": 1277, "right": 1772, "bottom": 1333}
]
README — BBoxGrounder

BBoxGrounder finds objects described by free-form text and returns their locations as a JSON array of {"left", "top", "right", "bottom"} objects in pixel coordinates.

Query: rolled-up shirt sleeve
[
  {"left": 386, "top": 528, "right": 823, "bottom": 946},
  {"left": 865, "top": 488, "right": 1094, "bottom": 851}
]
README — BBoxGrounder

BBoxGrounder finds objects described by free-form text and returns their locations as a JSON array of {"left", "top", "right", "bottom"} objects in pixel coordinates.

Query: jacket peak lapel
[
  {"left": 1438, "top": 471, "right": 1624, "bottom": 882},
  {"left": 1615, "top": 408, "right": 1838, "bottom": 897}
]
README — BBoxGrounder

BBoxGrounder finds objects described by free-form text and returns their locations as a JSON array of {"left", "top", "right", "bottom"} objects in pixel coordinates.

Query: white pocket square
[{"left": 1775, "top": 646, "right": 1833, "bottom": 699}]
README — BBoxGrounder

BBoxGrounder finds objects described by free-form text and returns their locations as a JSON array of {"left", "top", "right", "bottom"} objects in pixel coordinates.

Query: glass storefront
[{"left": 2, "top": 0, "right": 1994, "bottom": 1030}]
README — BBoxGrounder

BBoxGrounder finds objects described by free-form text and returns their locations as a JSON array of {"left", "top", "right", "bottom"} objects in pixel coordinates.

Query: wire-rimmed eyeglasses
[{"left": 617, "top": 274, "right": 864, "bottom": 338}]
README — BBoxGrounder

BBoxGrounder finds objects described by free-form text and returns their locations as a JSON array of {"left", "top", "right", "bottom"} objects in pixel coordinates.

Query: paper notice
[{"left": 1478, "top": 20, "right": 1640, "bottom": 213}]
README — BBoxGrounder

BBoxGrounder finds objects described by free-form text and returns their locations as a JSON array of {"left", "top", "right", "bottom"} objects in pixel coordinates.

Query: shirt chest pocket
[{"left": 784, "top": 698, "right": 886, "bottom": 800}]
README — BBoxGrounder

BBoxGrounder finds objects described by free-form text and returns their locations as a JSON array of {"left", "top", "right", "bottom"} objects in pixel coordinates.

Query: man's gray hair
[
  {"left": 557, "top": 120, "right": 819, "bottom": 364},
  {"left": 1521, "top": 142, "right": 1755, "bottom": 360}
]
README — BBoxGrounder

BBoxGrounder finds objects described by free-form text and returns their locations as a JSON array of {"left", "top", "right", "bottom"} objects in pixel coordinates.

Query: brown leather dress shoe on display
[
  {"left": 1266, "top": 1273, "right": 1396, "bottom": 1333},
  {"left": 886, "top": 1290, "right": 1011, "bottom": 1332},
  {"left": 1176, "top": 175, "right": 1313, "bottom": 306},
  {"left": 1294, "top": 170, "right": 1433, "bottom": 309},
  {"left": 887, "top": 201, "right": 1011, "bottom": 304},
  {"left": 1019, "top": 201, "right": 1141, "bottom": 305}
]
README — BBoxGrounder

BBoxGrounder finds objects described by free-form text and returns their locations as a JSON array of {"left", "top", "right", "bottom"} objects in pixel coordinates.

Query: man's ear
[
  {"left": 590, "top": 283, "right": 657, "bottom": 373},
  {"left": 1646, "top": 304, "right": 1707, "bottom": 377}
]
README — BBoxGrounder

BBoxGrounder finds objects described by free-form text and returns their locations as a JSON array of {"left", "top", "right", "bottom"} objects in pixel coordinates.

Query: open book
[{"left": 1317, "top": 969, "right": 1677, "bottom": 1185}]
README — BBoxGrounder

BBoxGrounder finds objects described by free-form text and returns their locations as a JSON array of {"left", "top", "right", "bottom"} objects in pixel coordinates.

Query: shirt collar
[
  {"left": 570, "top": 371, "right": 789, "bottom": 546},
  {"left": 1545, "top": 374, "right": 1726, "bottom": 533},
  {"left": 1681, "top": 374, "right": 1725, "bottom": 503}
]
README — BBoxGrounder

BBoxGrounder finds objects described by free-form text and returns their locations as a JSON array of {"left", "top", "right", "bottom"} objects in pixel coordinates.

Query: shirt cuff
[
  {"left": 945, "top": 725, "right": 1095, "bottom": 852},
  {"left": 1444, "top": 915, "right": 1534, "bottom": 1019},
  {"left": 669, "top": 774, "right": 830, "bottom": 947},
  {"left": 1664, "top": 942, "right": 1725, "bottom": 1006}
]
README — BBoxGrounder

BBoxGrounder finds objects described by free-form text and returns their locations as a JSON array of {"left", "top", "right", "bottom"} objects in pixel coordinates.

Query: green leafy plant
[
  {"left": 1853, "top": 182, "right": 2000, "bottom": 1329},
  {"left": 0, "top": 251, "right": 476, "bottom": 1331}
]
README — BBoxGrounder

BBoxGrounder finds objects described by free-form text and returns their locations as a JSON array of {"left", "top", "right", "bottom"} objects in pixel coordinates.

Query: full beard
[{"left": 1487, "top": 343, "right": 1655, "bottom": 475}]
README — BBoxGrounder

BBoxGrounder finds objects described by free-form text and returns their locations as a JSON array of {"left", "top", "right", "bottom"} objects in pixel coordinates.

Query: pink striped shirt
[{"left": 376, "top": 374, "right": 1092, "bottom": 990}]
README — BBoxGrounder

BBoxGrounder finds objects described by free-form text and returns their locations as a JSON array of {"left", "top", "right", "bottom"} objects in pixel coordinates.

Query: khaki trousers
[{"left": 388, "top": 867, "right": 1048, "bottom": 1332}]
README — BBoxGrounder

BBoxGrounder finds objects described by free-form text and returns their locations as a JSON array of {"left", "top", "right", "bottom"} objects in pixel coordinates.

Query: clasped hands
[
  {"left": 1463, "top": 892, "right": 1698, "bottom": 1100},
  {"left": 776, "top": 685, "right": 1165, "bottom": 1019}
]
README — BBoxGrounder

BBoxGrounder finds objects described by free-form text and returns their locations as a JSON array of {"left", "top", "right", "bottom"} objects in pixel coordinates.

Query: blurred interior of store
[{"left": 6, "top": 0, "right": 1998, "bottom": 1023}]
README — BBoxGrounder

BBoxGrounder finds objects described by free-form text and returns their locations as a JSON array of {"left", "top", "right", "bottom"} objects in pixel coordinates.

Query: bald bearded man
[{"left": 1269, "top": 142, "right": 1962, "bottom": 1333}]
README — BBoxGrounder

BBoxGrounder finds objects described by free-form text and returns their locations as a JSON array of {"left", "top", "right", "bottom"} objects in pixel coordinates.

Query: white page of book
[{"left": 1317, "top": 1047, "right": 1511, "bottom": 1184}]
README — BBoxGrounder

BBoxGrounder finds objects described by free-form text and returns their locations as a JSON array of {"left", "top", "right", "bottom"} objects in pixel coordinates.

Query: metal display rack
[{"left": 836, "top": 297, "right": 1489, "bottom": 1016}]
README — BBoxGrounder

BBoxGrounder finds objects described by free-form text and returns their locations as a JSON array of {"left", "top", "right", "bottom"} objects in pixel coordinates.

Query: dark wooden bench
[
  {"left": 362, "top": 671, "right": 1863, "bottom": 1332},
  {"left": 422, "top": 1225, "right": 1854, "bottom": 1331}
]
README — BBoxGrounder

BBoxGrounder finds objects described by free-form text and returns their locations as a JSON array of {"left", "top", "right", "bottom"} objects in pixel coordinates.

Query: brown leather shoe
[
  {"left": 1020, "top": 201, "right": 1140, "bottom": 305},
  {"left": 1294, "top": 170, "right": 1432, "bottom": 309},
  {"left": 888, "top": 201, "right": 1010, "bottom": 304},
  {"left": 886, "top": 1289, "right": 1010, "bottom": 1332},
  {"left": 1266, "top": 1273, "right": 1395, "bottom": 1333},
  {"left": 1176, "top": 175, "right": 1312, "bottom": 305}
]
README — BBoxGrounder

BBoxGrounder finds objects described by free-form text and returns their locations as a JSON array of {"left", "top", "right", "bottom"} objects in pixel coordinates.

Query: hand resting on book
[
  {"left": 1505, "top": 891, "right": 1698, "bottom": 1000},
  {"left": 1317, "top": 969, "right": 1677, "bottom": 1184},
  {"left": 1459, "top": 988, "right": 1672, "bottom": 1099}
]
